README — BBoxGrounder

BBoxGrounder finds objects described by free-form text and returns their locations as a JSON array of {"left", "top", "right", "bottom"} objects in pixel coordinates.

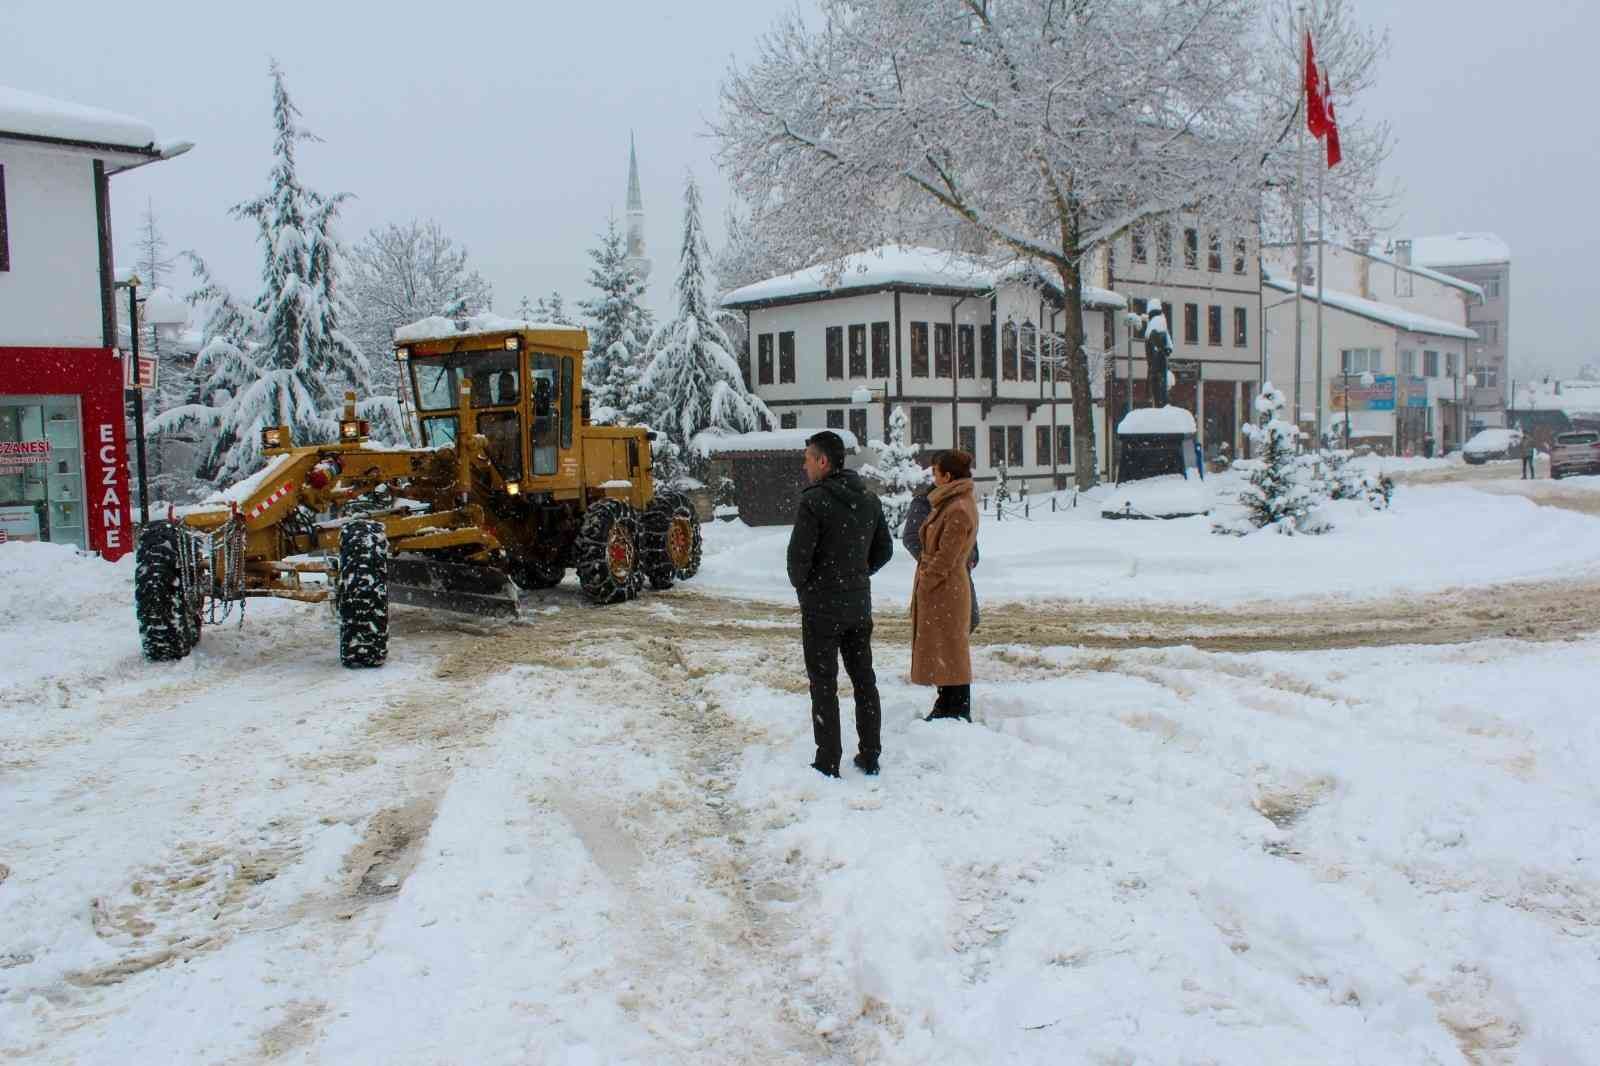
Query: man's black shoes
[
  {"left": 811, "top": 760, "right": 841, "bottom": 778},
  {"left": 852, "top": 753, "right": 880, "bottom": 776}
]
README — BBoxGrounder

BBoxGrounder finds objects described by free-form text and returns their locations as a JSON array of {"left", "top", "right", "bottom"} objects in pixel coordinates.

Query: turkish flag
[
  {"left": 1305, "top": 32, "right": 1330, "bottom": 139},
  {"left": 1322, "top": 66, "right": 1342, "bottom": 167}
]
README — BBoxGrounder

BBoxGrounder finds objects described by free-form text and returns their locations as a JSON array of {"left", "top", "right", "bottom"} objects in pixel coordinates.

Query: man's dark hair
[{"left": 806, "top": 430, "right": 847, "bottom": 473}]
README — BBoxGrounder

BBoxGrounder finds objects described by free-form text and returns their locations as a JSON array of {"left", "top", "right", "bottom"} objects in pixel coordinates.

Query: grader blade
[{"left": 386, "top": 556, "right": 520, "bottom": 619}]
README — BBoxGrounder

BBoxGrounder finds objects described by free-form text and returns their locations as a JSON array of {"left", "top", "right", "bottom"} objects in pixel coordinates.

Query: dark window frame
[
  {"left": 910, "top": 405, "right": 934, "bottom": 445},
  {"left": 988, "top": 426, "right": 1005, "bottom": 468},
  {"left": 778, "top": 331, "right": 796, "bottom": 384},
  {"left": 870, "top": 321, "right": 891, "bottom": 378},
  {"left": 1183, "top": 227, "right": 1199, "bottom": 269},
  {"left": 1207, "top": 231, "right": 1223, "bottom": 273},
  {"left": 910, "top": 321, "right": 930, "bottom": 377},
  {"left": 825, "top": 326, "right": 844, "bottom": 380},
  {"left": 1233, "top": 307, "right": 1248, "bottom": 348},
  {"left": 1020, "top": 321, "right": 1037, "bottom": 382},
  {"left": 957, "top": 324, "right": 976, "bottom": 379},
  {"left": 1184, "top": 304, "right": 1199, "bottom": 345},
  {"left": 1002, "top": 324, "right": 1019, "bottom": 381},
  {"left": 848, "top": 323, "right": 867, "bottom": 378},
  {"left": 0, "top": 164, "right": 9, "bottom": 272},
  {"left": 780, "top": 411, "right": 798, "bottom": 429},
  {"left": 1157, "top": 221, "right": 1174, "bottom": 267},
  {"left": 848, "top": 407, "right": 867, "bottom": 443},
  {"left": 1207, "top": 305, "right": 1222, "bottom": 347},
  {"left": 825, "top": 408, "right": 845, "bottom": 429},
  {"left": 934, "top": 322, "right": 953, "bottom": 379},
  {"left": 757, "top": 332, "right": 774, "bottom": 385},
  {"left": 1006, "top": 425, "right": 1024, "bottom": 467},
  {"left": 1233, "top": 237, "right": 1248, "bottom": 275},
  {"left": 981, "top": 324, "right": 996, "bottom": 379},
  {"left": 958, "top": 425, "right": 976, "bottom": 456},
  {"left": 1131, "top": 224, "right": 1148, "bottom": 264}
]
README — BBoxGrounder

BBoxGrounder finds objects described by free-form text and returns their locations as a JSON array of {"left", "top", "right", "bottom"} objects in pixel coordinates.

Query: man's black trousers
[{"left": 801, "top": 611, "right": 882, "bottom": 768}]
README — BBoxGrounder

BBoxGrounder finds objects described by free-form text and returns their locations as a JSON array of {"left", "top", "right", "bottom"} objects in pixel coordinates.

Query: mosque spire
[{"left": 625, "top": 131, "right": 650, "bottom": 282}]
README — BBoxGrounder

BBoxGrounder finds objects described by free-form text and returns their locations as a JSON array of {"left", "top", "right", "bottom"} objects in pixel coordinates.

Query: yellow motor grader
[{"left": 134, "top": 321, "right": 702, "bottom": 667}]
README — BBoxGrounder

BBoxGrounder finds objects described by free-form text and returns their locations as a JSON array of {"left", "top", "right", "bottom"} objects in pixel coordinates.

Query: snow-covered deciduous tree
[
  {"left": 860, "top": 405, "right": 930, "bottom": 532},
  {"left": 345, "top": 219, "right": 493, "bottom": 395},
  {"left": 644, "top": 172, "right": 772, "bottom": 482},
  {"left": 579, "top": 216, "right": 654, "bottom": 424},
  {"left": 716, "top": 0, "right": 1388, "bottom": 491},
  {"left": 153, "top": 62, "right": 374, "bottom": 483}
]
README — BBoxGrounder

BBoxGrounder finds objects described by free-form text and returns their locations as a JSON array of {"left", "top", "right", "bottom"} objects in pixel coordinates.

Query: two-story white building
[
  {"left": 722, "top": 246, "right": 1125, "bottom": 491},
  {"left": 0, "top": 86, "right": 188, "bottom": 557}
]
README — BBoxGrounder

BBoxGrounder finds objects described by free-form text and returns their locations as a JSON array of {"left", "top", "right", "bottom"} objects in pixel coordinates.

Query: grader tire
[
  {"left": 338, "top": 520, "right": 389, "bottom": 668},
  {"left": 640, "top": 490, "right": 703, "bottom": 590},
  {"left": 135, "top": 521, "right": 194, "bottom": 662},
  {"left": 509, "top": 557, "right": 566, "bottom": 590},
  {"left": 576, "top": 498, "right": 642, "bottom": 604}
]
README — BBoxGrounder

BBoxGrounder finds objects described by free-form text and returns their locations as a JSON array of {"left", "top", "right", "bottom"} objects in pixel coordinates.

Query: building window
[
  {"left": 981, "top": 324, "right": 996, "bottom": 379},
  {"left": 871, "top": 321, "right": 890, "bottom": 378},
  {"left": 1400, "top": 349, "right": 1417, "bottom": 375},
  {"left": 1020, "top": 321, "right": 1037, "bottom": 382},
  {"left": 0, "top": 396, "right": 89, "bottom": 549},
  {"left": 910, "top": 322, "right": 930, "bottom": 377},
  {"left": 1207, "top": 232, "right": 1222, "bottom": 273},
  {"left": 1341, "top": 348, "right": 1382, "bottom": 373},
  {"left": 910, "top": 405, "right": 933, "bottom": 445},
  {"left": 1039, "top": 425, "right": 1071, "bottom": 465},
  {"left": 1423, "top": 350, "right": 1439, "bottom": 378},
  {"left": 958, "top": 324, "right": 976, "bottom": 378},
  {"left": 0, "top": 164, "right": 9, "bottom": 272},
  {"left": 1233, "top": 307, "right": 1247, "bottom": 348},
  {"left": 780, "top": 412, "right": 798, "bottom": 429},
  {"left": 1233, "top": 237, "right": 1247, "bottom": 275},
  {"left": 1002, "top": 323, "right": 1018, "bottom": 380},
  {"left": 778, "top": 331, "right": 795, "bottom": 384},
  {"left": 934, "top": 322, "right": 953, "bottom": 378},
  {"left": 1183, "top": 304, "right": 1199, "bottom": 344},
  {"left": 826, "top": 408, "right": 844, "bottom": 429},
  {"left": 825, "top": 326, "right": 844, "bottom": 380},
  {"left": 848, "top": 324, "right": 867, "bottom": 378},
  {"left": 988, "top": 426, "right": 1005, "bottom": 467},
  {"left": 1102, "top": 311, "right": 1114, "bottom": 352},
  {"left": 848, "top": 407, "right": 867, "bottom": 443},
  {"left": 1036, "top": 426, "right": 1050, "bottom": 466},
  {"left": 1207, "top": 305, "right": 1222, "bottom": 346},
  {"left": 1157, "top": 221, "right": 1173, "bottom": 267},
  {"left": 1446, "top": 352, "right": 1459, "bottom": 378},
  {"left": 1485, "top": 277, "right": 1501, "bottom": 299},
  {"left": 1007, "top": 425, "right": 1024, "bottom": 466},
  {"left": 757, "top": 333, "right": 774, "bottom": 385},
  {"left": 958, "top": 425, "right": 976, "bottom": 456},
  {"left": 1469, "top": 320, "right": 1500, "bottom": 345},
  {"left": 1471, "top": 364, "right": 1499, "bottom": 388},
  {"left": 1131, "top": 223, "right": 1148, "bottom": 264},
  {"left": 1183, "top": 227, "right": 1199, "bottom": 269}
]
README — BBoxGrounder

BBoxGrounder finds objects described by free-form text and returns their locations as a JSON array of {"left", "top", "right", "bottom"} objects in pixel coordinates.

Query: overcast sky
[{"left": 7, "top": 0, "right": 1595, "bottom": 377}]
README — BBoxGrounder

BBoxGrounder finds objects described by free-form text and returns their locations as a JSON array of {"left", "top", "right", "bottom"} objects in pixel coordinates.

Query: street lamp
[{"left": 1338, "top": 365, "right": 1376, "bottom": 450}]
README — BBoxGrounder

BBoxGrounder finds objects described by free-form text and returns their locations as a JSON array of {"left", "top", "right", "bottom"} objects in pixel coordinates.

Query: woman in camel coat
[{"left": 909, "top": 450, "right": 979, "bottom": 721}]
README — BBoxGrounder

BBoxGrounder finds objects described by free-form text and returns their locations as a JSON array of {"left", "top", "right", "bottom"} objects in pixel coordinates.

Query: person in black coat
[{"left": 787, "top": 431, "right": 894, "bottom": 778}]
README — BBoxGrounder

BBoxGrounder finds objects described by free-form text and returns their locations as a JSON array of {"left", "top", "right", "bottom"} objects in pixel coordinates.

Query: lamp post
[{"left": 113, "top": 274, "right": 187, "bottom": 525}]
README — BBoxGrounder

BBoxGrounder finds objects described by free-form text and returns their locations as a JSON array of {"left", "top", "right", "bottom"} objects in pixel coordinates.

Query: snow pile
[
  {"left": 393, "top": 313, "right": 583, "bottom": 344},
  {"left": 0, "top": 85, "right": 156, "bottom": 147},
  {"left": 1100, "top": 473, "right": 1209, "bottom": 518},
  {"left": 693, "top": 427, "right": 860, "bottom": 456},
  {"left": 1464, "top": 428, "right": 1522, "bottom": 456},
  {"left": 1117, "top": 405, "right": 1197, "bottom": 436}
]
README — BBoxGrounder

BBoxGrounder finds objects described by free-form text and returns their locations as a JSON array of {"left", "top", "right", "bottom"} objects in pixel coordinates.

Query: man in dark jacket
[{"left": 787, "top": 431, "right": 894, "bottom": 778}]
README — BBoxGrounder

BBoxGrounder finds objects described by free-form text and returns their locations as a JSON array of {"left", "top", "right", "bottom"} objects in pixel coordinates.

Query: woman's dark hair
[{"left": 932, "top": 449, "right": 973, "bottom": 480}]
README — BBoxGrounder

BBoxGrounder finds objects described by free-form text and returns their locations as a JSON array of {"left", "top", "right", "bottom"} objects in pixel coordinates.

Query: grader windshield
[{"left": 409, "top": 348, "right": 571, "bottom": 479}]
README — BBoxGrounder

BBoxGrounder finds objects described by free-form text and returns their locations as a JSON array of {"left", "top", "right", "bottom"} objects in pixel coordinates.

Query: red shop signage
[{"left": 0, "top": 346, "right": 133, "bottom": 560}]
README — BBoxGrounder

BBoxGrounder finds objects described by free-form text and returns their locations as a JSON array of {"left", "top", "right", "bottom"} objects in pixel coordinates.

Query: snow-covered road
[{"left": 4, "top": 510, "right": 1599, "bottom": 1062}]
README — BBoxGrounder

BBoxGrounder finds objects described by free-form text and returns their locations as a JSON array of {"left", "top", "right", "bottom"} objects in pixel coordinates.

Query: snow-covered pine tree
[
  {"left": 1238, "top": 382, "right": 1322, "bottom": 534},
  {"left": 533, "top": 291, "right": 575, "bottom": 325},
  {"left": 151, "top": 62, "right": 370, "bottom": 484},
  {"left": 579, "top": 216, "right": 654, "bottom": 424},
  {"left": 514, "top": 296, "right": 536, "bottom": 320},
  {"left": 860, "top": 405, "right": 930, "bottom": 533},
  {"left": 642, "top": 171, "right": 772, "bottom": 482}
]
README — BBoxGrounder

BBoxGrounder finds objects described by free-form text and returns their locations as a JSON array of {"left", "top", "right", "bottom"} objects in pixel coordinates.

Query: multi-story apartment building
[
  {"left": 1401, "top": 233, "right": 1511, "bottom": 430},
  {"left": 1100, "top": 216, "right": 1264, "bottom": 465},
  {"left": 0, "top": 86, "right": 188, "bottom": 556},
  {"left": 721, "top": 246, "right": 1125, "bottom": 490}
]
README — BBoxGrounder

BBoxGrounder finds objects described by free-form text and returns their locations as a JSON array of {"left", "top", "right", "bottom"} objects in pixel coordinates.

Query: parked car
[
  {"left": 1462, "top": 428, "right": 1523, "bottom": 464},
  {"left": 1550, "top": 430, "right": 1600, "bottom": 479}
]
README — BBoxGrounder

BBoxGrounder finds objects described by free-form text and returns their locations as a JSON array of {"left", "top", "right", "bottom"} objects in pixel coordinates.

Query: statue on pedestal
[{"left": 1143, "top": 297, "right": 1171, "bottom": 407}]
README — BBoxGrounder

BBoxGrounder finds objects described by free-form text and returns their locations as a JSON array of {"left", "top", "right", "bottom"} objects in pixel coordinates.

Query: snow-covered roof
[
  {"left": 394, "top": 312, "right": 586, "bottom": 345},
  {"left": 691, "top": 428, "right": 860, "bottom": 457},
  {"left": 722, "top": 245, "right": 1125, "bottom": 310},
  {"left": 1263, "top": 239, "right": 1485, "bottom": 300},
  {"left": 1403, "top": 233, "right": 1511, "bottom": 268},
  {"left": 1117, "top": 406, "right": 1197, "bottom": 436},
  {"left": 1263, "top": 271, "right": 1478, "bottom": 340},
  {"left": 0, "top": 85, "right": 158, "bottom": 150}
]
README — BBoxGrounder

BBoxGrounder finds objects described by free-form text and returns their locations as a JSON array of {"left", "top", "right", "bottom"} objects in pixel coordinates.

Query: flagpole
[
  {"left": 1316, "top": 134, "right": 1326, "bottom": 442},
  {"left": 1293, "top": 4, "right": 1307, "bottom": 433}
]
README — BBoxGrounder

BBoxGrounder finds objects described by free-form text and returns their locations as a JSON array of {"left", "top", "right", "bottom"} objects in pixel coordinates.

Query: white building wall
[
  {"left": 1262, "top": 244, "right": 1476, "bottom": 328},
  {"left": 0, "top": 143, "right": 104, "bottom": 347}
]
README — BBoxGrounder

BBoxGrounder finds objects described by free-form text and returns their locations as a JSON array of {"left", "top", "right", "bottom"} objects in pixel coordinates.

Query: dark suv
[{"left": 1551, "top": 430, "right": 1600, "bottom": 479}]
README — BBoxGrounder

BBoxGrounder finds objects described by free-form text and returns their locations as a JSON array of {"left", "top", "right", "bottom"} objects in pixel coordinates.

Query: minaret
[{"left": 625, "top": 132, "right": 651, "bottom": 282}]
